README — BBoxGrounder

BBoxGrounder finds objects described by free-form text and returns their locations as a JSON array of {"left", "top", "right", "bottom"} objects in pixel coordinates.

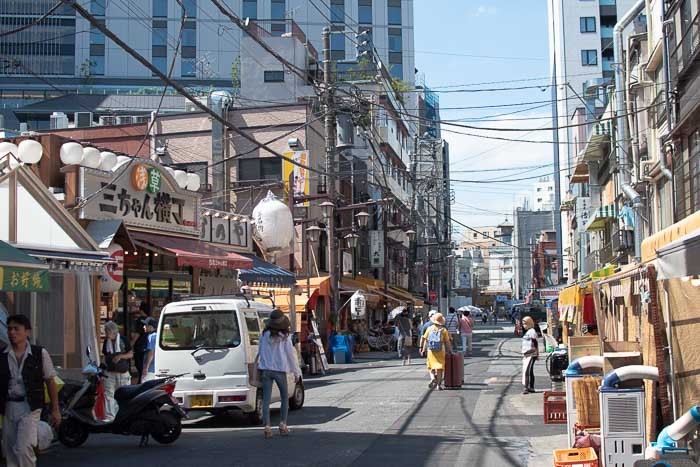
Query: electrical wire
[{"left": 0, "top": 2, "right": 63, "bottom": 38}]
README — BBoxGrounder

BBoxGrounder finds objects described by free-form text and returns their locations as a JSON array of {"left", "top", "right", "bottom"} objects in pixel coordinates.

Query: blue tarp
[{"left": 238, "top": 253, "right": 295, "bottom": 286}]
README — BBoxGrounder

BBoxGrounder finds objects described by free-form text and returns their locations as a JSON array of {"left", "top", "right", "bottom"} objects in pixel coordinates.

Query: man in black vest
[{"left": 0, "top": 315, "right": 60, "bottom": 467}]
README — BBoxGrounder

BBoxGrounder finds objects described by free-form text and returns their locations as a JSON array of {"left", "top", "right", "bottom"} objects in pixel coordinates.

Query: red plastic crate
[{"left": 544, "top": 391, "right": 567, "bottom": 424}]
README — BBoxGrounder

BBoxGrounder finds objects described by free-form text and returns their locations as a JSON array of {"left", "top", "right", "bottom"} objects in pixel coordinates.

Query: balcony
[
  {"left": 669, "top": 10, "right": 700, "bottom": 84},
  {"left": 584, "top": 241, "right": 614, "bottom": 272}
]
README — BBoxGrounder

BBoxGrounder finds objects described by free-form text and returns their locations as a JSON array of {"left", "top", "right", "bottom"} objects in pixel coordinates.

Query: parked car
[{"left": 155, "top": 296, "right": 304, "bottom": 424}]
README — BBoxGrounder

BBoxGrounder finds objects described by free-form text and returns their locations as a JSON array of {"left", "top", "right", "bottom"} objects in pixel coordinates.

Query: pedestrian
[
  {"left": 420, "top": 312, "right": 451, "bottom": 390},
  {"left": 459, "top": 310, "right": 474, "bottom": 355},
  {"left": 257, "top": 309, "right": 301, "bottom": 439},
  {"left": 0, "top": 314, "right": 61, "bottom": 467},
  {"left": 131, "top": 301, "right": 150, "bottom": 383},
  {"left": 395, "top": 309, "right": 412, "bottom": 365},
  {"left": 521, "top": 316, "right": 539, "bottom": 394},
  {"left": 445, "top": 307, "right": 460, "bottom": 352},
  {"left": 418, "top": 310, "right": 437, "bottom": 350},
  {"left": 141, "top": 317, "right": 158, "bottom": 383},
  {"left": 481, "top": 311, "right": 488, "bottom": 325},
  {"left": 101, "top": 321, "right": 133, "bottom": 422}
]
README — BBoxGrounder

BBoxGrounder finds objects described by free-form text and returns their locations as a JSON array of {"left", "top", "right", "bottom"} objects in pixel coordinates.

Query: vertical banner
[
  {"left": 283, "top": 151, "right": 310, "bottom": 206},
  {"left": 369, "top": 230, "right": 384, "bottom": 268}
]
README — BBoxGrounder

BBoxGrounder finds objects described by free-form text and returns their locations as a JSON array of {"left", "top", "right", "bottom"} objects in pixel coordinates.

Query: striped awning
[{"left": 585, "top": 204, "right": 618, "bottom": 231}]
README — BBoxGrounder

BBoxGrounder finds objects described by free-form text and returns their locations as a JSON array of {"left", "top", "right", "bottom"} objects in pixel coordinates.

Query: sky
[{"left": 413, "top": 0, "right": 554, "bottom": 241}]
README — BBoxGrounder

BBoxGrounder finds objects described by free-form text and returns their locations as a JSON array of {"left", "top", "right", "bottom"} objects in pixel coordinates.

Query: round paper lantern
[
  {"left": 59, "top": 142, "right": 84, "bottom": 165},
  {"left": 173, "top": 170, "right": 188, "bottom": 189},
  {"left": 186, "top": 172, "right": 200, "bottom": 191},
  {"left": 17, "top": 139, "right": 43, "bottom": 164},
  {"left": 113, "top": 155, "right": 131, "bottom": 171},
  {"left": 81, "top": 147, "right": 101, "bottom": 168},
  {"left": 99, "top": 151, "right": 118, "bottom": 171},
  {"left": 252, "top": 190, "right": 294, "bottom": 253},
  {"left": 100, "top": 243, "right": 124, "bottom": 293},
  {"left": 0, "top": 142, "right": 19, "bottom": 169}
]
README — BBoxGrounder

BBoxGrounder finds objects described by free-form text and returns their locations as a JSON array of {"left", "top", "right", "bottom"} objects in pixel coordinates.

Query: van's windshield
[{"left": 159, "top": 310, "right": 241, "bottom": 350}]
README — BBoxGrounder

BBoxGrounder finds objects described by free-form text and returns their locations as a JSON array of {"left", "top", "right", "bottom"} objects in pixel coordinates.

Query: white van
[{"left": 154, "top": 297, "right": 305, "bottom": 424}]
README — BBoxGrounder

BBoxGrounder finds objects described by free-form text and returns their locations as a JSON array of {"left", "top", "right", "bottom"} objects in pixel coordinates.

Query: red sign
[{"left": 429, "top": 291, "right": 437, "bottom": 302}]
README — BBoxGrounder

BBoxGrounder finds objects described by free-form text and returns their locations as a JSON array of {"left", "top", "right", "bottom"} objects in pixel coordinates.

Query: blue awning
[{"left": 238, "top": 253, "right": 295, "bottom": 286}]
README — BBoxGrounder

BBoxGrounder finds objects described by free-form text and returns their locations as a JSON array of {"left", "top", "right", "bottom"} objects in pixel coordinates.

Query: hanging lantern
[
  {"left": 113, "top": 155, "right": 131, "bottom": 171},
  {"left": 186, "top": 172, "right": 201, "bottom": 191},
  {"left": 344, "top": 232, "right": 360, "bottom": 249},
  {"left": 405, "top": 229, "right": 416, "bottom": 242},
  {"left": 355, "top": 211, "right": 370, "bottom": 229},
  {"left": 99, "top": 152, "right": 118, "bottom": 171},
  {"left": 81, "top": 147, "right": 101, "bottom": 168},
  {"left": 17, "top": 139, "right": 43, "bottom": 164},
  {"left": 59, "top": 142, "right": 83, "bottom": 165},
  {"left": 306, "top": 225, "right": 322, "bottom": 244},
  {"left": 100, "top": 243, "right": 124, "bottom": 293},
  {"left": 320, "top": 201, "right": 335, "bottom": 219},
  {"left": 252, "top": 190, "right": 294, "bottom": 254},
  {"left": 173, "top": 170, "right": 188, "bottom": 189},
  {"left": 0, "top": 142, "right": 20, "bottom": 169}
]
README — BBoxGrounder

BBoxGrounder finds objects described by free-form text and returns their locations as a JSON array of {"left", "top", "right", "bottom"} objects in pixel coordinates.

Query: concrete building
[
  {"left": 513, "top": 209, "right": 554, "bottom": 300},
  {"left": 532, "top": 177, "right": 555, "bottom": 211}
]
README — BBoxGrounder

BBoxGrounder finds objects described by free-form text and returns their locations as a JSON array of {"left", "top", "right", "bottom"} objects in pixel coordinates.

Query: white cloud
[{"left": 474, "top": 5, "right": 499, "bottom": 16}]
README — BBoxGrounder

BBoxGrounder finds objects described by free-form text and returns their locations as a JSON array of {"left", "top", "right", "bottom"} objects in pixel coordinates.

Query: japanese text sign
[{"left": 0, "top": 267, "right": 49, "bottom": 292}]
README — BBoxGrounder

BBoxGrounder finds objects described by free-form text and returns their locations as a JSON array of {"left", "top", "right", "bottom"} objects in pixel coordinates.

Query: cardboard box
[{"left": 569, "top": 336, "right": 601, "bottom": 362}]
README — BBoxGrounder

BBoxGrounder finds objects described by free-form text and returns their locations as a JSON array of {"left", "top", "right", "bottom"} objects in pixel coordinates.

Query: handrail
[{"left": 669, "top": 9, "right": 700, "bottom": 82}]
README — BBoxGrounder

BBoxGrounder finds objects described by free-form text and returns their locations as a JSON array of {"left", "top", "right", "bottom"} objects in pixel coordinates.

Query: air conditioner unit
[
  {"left": 99, "top": 116, "right": 117, "bottom": 126},
  {"left": 600, "top": 388, "right": 646, "bottom": 466},
  {"left": 74, "top": 112, "right": 93, "bottom": 128},
  {"left": 50, "top": 112, "right": 69, "bottom": 130}
]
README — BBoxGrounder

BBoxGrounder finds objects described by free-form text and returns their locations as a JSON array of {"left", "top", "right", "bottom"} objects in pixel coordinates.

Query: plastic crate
[
  {"left": 553, "top": 447, "right": 598, "bottom": 467},
  {"left": 544, "top": 391, "right": 567, "bottom": 424}
]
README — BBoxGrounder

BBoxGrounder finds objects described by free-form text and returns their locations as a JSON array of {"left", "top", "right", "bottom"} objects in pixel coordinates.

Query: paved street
[{"left": 41, "top": 325, "right": 565, "bottom": 467}]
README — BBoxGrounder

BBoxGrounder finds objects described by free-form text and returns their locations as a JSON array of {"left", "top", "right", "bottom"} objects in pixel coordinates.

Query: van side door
[{"left": 242, "top": 309, "right": 280, "bottom": 402}]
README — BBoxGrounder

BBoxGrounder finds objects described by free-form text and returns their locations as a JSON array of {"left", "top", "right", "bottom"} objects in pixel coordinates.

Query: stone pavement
[{"left": 40, "top": 325, "right": 568, "bottom": 466}]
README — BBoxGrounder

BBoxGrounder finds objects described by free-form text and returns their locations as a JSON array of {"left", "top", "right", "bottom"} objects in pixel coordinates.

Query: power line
[{"left": 0, "top": 2, "right": 63, "bottom": 38}]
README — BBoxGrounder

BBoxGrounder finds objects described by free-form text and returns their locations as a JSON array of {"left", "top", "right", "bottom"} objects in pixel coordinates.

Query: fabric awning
[
  {"left": 20, "top": 247, "right": 113, "bottom": 265},
  {"left": 641, "top": 210, "right": 700, "bottom": 262},
  {"left": 580, "top": 132, "right": 610, "bottom": 162},
  {"left": 238, "top": 253, "right": 295, "bottom": 286},
  {"left": 655, "top": 230, "right": 700, "bottom": 280},
  {"left": 585, "top": 204, "right": 617, "bottom": 231},
  {"left": 570, "top": 162, "right": 589, "bottom": 184},
  {"left": 131, "top": 232, "right": 252, "bottom": 270},
  {"left": 589, "top": 265, "right": 615, "bottom": 279},
  {"left": 0, "top": 241, "right": 47, "bottom": 269},
  {"left": 0, "top": 241, "right": 49, "bottom": 292}
]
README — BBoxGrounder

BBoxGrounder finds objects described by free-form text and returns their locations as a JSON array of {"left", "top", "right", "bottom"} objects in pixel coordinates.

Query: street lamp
[
  {"left": 344, "top": 232, "right": 360, "bottom": 249},
  {"left": 405, "top": 229, "right": 416, "bottom": 242},
  {"left": 320, "top": 201, "right": 334, "bottom": 219},
  {"left": 355, "top": 211, "right": 370, "bottom": 229},
  {"left": 306, "top": 225, "right": 322, "bottom": 245}
]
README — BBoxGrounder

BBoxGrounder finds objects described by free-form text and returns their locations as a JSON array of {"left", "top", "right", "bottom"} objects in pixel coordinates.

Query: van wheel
[
  {"left": 289, "top": 382, "right": 304, "bottom": 410},
  {"left": 248, "top": 390, "right": 263, "bottom": 425}
]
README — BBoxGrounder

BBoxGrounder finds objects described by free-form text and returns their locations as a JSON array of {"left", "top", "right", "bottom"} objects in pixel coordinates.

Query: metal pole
[
  {"left": 549, "top": 0, "right": 564, "bottom": 284},
  {"left": 288, "top": 171, "right": 297, "bottom": 333},
  {"left": 425, "top": 248, "right": 430, "bottom": 310},
  {"left": 322, "top": 27, "right": 339, "bottom": 329},
  {"left": 383, "top": 208, "right": 389, "bottom": 313}
]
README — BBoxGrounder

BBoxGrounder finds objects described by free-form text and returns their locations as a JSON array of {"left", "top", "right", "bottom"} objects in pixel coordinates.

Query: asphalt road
[{"left": 40, "top": 325, "right": 566, "bottom": 467}]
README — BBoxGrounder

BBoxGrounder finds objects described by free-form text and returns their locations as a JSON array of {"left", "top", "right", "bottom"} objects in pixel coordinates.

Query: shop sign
[
  {"left": 79, "top": 162, "right": 199, "bottom": 236},
  {"left": 576, "top": 197, "right": 593, "bottom": 228},
  {"left": 428, "top": 291, "right": 437, "bottom": 302},
  {"left": 350, "top": 290, "right": 367, "bottom": 319},
  {"left": 0, "top": 267, "right": 48, "bottom": 292},
  {"left": 539, "top": 288, "right": 561, "bottom": 299},
  {"left": 283, "top": 151, "right": 309, "bottom": 206},
  {"left": 200, "top": 210, "right": 253, "bottom": 252},
  {"left": 369, "top": 230, "right": 384, "bottom": 268},
  {"left": 100, "top": 243, "right": 124, "bottom": 293}
]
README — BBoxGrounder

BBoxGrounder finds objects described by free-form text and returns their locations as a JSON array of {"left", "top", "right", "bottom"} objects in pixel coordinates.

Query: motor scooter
[{"left": 58, "top": 347, "right": 186, "bottom": 448}]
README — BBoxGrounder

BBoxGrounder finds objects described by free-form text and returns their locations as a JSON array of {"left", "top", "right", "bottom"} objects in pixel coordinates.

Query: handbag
[
  {"left": 403, "top": 335, "right": 413, "bottom": 347},
  {"left": 248, "top": 354, "right": 262, "bottom": 388}
]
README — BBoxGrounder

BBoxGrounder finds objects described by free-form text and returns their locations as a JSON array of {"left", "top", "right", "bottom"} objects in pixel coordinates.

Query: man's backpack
[{"left": 427, "top": 326, "right": 443, "bottom": 351}]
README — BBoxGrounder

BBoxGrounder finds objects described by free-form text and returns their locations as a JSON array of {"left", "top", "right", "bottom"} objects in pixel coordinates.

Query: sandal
[
  {"left": 264, "top": 427, "right": 273, "bottom": 439},
  {"left": 279, "top": 423, "right": 290, "bottom": 436},
  {"left": 428, "top": 380, "right": 437, "bottom": 389}
]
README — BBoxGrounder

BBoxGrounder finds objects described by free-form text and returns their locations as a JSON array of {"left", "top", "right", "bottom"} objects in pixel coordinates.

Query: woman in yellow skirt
[{"left": 420, "top": 312, "right": 452, "bottom": 390}]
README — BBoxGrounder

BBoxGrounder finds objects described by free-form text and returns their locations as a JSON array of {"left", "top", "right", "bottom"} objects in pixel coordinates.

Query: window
[
  {"left": 331, "top": 26, "right": 345, "bottom": 60},
  {"left": 261, "top": 159, "right": 281, "bottom": 179},
  {"left": 388, "top": 28, "right": 401, "bottom": 52},
  {"left": 244, "top": 312, "right": 261, "bottom": 345},
  {"left": 242, "top": 0, "right": 257, "bottom": 19},
  {"left": 581, "top": 49, "right": 597, "bottom": 66},
  {"left": 159, "top": 311, "right": 242, "bottom": 350},
  {"left": 264, "top": 70, "right": 285, "bottom": 82},
  {"left": 331, "top": 0, "right": 344, "bottom": 23},
  {"left": 271, "top": 0, "right": 285, "bottom": 19},
  {"left": 152, "top": 21, "right": 168, "bottom": 47},
  {"left": 388, "top": 0, "right": 401, "bottom": 25},
  {"left": 389, "top": 60, "right": 402, "bottom": 79},
  {"left": 90, "top": 56, "right": 105, "bottom": 75},
  {"left": 153, "top": 56, "right": 167, "bottom": 74},
  {"left": 358, "top": 0, "right": 372, "bottom": 24},
  {"left": 90, "top": 26, "right": 105, "bottom": 45},
  {"left": 91, "top": 0, "right": 105, "bottom": 16},
  {"left": 153, "top": 0, "right": 167, "bottom": 17},
  {"left": 580, "top": 17, "right": 596, "bottom": 33},
  {"left": 536, "top": 187, "right": 542, "bottom": 192},
  {"left": 181, "top": 58, "right": 196, "bottom": 77},
  {"left": 182, "top": 0, "right": 197, "bottom": 18},
  {"left": 238, "top": 158, "right": 282, "bottom": 181},
  {"left": 689, "top": 129, "right": 700, "bottom": 215},
  {"left": 182, "top": 25, "right": 196, "bottom": 47},
  {"left": 472, "top": 233, "right": 477, "bottom": 239}
]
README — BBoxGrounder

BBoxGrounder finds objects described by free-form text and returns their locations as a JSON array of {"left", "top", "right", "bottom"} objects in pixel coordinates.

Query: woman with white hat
[
  {"left": 258, "top": 309, "right": 301, "bottom": 438},
  {"left": 521, "top": 316, "right": 539, "bottom": 394},
  {"left": 420, "top": 312, "right": 452, "bottom": 390}
]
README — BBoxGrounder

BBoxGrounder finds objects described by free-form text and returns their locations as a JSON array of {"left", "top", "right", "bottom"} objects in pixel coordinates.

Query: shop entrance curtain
[{"left": 77, "top": 272, "right": 99, "bottom": 367}]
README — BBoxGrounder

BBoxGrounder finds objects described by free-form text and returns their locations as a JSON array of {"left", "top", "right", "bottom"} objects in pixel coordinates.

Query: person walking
[
  {"left": 418, "top": 310, "right": 437, "bottom": 352},
  {"left": 101, "top": 321, "right": 133, "bottom": 422},
  {"left": 521, "top": 316, "right": 539, "bottom": 394},
  {"left": 0, "top": 315, "right": 61, "bottom": 467},
  {"left": 131, "top": 302, "right": 150, "bottom": 383},
  {"left": 420, "top": 313, "right": 451, "bottom": 390},
  {"left": 445, "top": 307, "right": 460, "bottom": 352},
  {"left": 459, "top": 310, "right": 475, "bottom": 356},
  {"left": 258, "top": 309, "right": 301, "bottom": 439},
  {"left": 141, "top": 317, "right": 158, "bottom": 383},
  {"left": 395, "top": 309, "right": 413, "bottom": 365}
]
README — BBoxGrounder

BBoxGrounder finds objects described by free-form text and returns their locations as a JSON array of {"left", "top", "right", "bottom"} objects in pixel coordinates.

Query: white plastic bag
[{"left": 36, "top": 420, "right": 53, "bottom": 452}]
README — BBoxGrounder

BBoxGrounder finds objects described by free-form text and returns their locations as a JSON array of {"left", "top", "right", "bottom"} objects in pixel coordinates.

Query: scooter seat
[{"left": 114, "top": 379, "right": 163, "bottom": 402}]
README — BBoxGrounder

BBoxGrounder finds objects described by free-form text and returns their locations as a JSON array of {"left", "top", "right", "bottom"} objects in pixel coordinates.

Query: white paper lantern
[
  {"left": 173, "top": 170, "right": 188, "bottom": 188},
  {"left": 113, "top": 155, "right": 131, "bottom": 171},
  {"left": 99, "top": 151, "right": 118, "bottom": 171},
  {"left": 185, "top": 172, "right": 200, "bottom": 191},
  {"left": 100, "top": 243, "right": 124, "bottom": 293},
  {"left": 59, "top": 142, "right": 84, "bottom": 165},
  {"left": 252, "top": 190, "right": 294, "bottom": 254},
  {"left": 81, "top": 147, "right": 101, "bottom": 168},
  {"left": 165, "top": 167, "right": 175, "bottom": 176},
  {"left": 17, "top": 139, "right": 43, "bottom": 164},
  {"left": 0, "top": 142, "right": 19, "bottom": 168}
]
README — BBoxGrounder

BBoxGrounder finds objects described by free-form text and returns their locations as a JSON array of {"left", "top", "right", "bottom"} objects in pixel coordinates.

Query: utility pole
[
  {"left": 550, "top": 0, "right": 564, "bottom": 285},
  {"left": 288, "top": 171, "right": 297, "bottom": 333},
  {"left": 322, "top": 27, "right": 339, "bottom": 328}
]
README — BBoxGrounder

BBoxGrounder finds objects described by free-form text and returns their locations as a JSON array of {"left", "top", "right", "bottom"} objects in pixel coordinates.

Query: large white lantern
[
  {"left": 99, "top": 151, "right": 118, "bottom": 171},
  {"left": 17, "top": 139, "right": 43, "bottom": 164},
  {"left": 173, "top": 170, "right": 188, "bottom": 189},
  {"left": 100, "top": 243, "right": 124, "bottom": 293},
  {"left": 113, "top": 155, "right": 131, "bottom": 171},
  {"left": 81, "top": 147, "right": 101, "bottom": 168},
  {"left": 252, "top": 190, "right": 294, "bottom": 254},
  {"left": 0, "top": 142, "right": 19, "bottom": 169},
  {"left": 186, "top": 172, "right": 200, "bottom": 191},
  {"left": 59, "top": 142, "right": 84, "bottom": 165}
]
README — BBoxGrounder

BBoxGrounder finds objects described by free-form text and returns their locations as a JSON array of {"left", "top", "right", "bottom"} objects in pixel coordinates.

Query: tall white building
[
  {"left": 532, "top": 177, "right": 555, "bottom": 211},
  {"left": 0, "top": 0, "right": 415, "bottom": 108}
]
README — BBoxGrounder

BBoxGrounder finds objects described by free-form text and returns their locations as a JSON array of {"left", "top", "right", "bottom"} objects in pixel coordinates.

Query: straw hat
[
  {"left": 430, "top": 312, "right": 446, "bottom": 326},
  {"left": 266, "top": 308, "right": 291, "bottom": 331}
]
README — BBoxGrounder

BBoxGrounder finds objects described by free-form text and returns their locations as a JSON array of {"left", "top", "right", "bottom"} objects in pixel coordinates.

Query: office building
[{"left": 533, "top": 177, "right": 555, "bottom": 211}]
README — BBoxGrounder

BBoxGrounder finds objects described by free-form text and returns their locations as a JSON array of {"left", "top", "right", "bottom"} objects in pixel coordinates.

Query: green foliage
[
  {"left": 79, "top": 59, "right": 96, "bottom": 83},
  {"left": 231, "top": 56, "right": 241, "bottom": 94},
  {"left": 390, "top": 77, "right": 411, "bottom": 106}
]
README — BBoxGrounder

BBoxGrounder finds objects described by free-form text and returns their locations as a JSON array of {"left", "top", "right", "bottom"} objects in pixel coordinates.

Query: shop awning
[
  {"left": 85, "top": 220, "right": 136, "bottom": 251},
  {"left": 388, "top": 285, "right": 418, "bottom": 304},
  {"left": 20, "top": 247, "right": 113, "bottom": 266},
  {"left": 641, "top": 210, "right": 700, "bottom": 262},
  {"left": 0, "top": 241, "right": 49, "bottom": 292},
  {"left": 655, "top": 230, "right": 700, "bottom": 280},
  {"left": 238, "top": 253, "right": 295, "bottom": 286},
  {"left": 585, "top": 204, "right": 617, "bottom": 231},
  {"left": 131, "top": 232, "right": 253, "bottom": 270},
  {"left": 0, "top": 241, "right": 47, "bottom": 269},
  {"left": 579, "top": 132, "right": 610, "bottom": 162},
  {"left": 570, "top": 162, "right": 589, "bottom": 184},
  {"left": 589, "top": 265, "right": 615, "bottom": 279}
]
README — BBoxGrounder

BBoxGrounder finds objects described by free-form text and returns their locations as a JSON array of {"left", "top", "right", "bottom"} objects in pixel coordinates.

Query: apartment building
[
  {"left": 0, "top": 0, "right": 415, "bottom": 107},
  {"left": 533, "top": 177, "right": 555, "bottom": 211}
]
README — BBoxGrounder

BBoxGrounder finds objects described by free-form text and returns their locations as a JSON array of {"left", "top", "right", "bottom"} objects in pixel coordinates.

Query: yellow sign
[{"left": 283, "top": 151, "right": 309, "bottom": 206}]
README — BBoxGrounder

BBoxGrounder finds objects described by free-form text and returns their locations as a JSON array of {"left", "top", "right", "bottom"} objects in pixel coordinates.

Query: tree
[
  {"left": 390, "top": 76, "right": 411, "bottom": 106},
  {"left": 79, "top": 59, "right": 96, "bottom": 84},
  {"left": 230, "top": 56, "right": 241, "bottom": 96}
]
